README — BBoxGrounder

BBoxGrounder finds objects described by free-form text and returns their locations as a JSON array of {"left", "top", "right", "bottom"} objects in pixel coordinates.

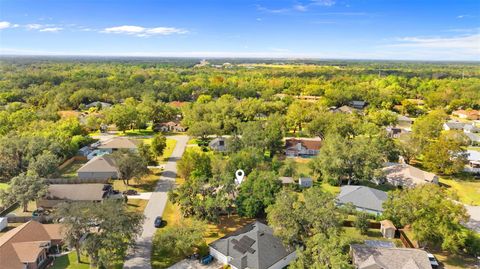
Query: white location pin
[{"left": 235, "top": 169, "right": 245, "bottom": 185}]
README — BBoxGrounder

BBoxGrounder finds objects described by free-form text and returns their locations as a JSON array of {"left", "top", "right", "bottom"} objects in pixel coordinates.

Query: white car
[{"left": 427, "top": 253, "right": 439, "bottom": 268}]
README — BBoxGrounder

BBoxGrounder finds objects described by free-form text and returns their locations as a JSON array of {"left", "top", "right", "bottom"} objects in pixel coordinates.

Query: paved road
[
  {"left": 464, "top": 205, "right": 480, "bottom": 234},
  {"left": 124, "top": 135, "right": 189, "bottom": 269}
]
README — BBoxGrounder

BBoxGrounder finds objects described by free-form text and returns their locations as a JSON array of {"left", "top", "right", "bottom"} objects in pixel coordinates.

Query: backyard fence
[
  {"left": 398, "top": 229, "right": 415, "bottom": 248},
  {"left": 342, "top": 220, "right": 381, "bottom": 229},
  {"left": 57, "top": 156, "right": 87, "bottom": 171}
]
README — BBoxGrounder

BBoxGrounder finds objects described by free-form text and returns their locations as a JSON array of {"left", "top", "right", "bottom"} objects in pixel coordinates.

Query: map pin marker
[{"left": 235, "top": 169, "right": 245, "bottom": 185}]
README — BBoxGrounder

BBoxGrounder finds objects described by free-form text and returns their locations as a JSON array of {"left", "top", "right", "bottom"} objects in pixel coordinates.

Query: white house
[
  {"left": 285, "top": 138, "right": 321, "bottom": 157},
  {"left": 465, "top": 150, "right": 480, "bottom": 174},
  {"left": 298, "top": 177, "right": 313, "bottom": 188},
  {"left": 209, "top": 221, "right": 296, "bottom": 269}
]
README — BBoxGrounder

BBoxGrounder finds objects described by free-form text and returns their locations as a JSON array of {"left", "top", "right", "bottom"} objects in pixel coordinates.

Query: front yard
[{"left": 440, "top": 177, "right": 480, "bottom": 206}]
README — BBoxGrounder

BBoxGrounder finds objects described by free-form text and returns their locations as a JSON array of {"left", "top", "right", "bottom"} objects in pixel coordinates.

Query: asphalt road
[{"left": 124, "top": 135, "right": 189, "bottom": 269}]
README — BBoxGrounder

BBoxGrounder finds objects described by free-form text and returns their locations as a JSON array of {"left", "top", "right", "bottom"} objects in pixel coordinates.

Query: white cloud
[
  {"left": 293, "top": 5, "right": 308, "bottom": 12},
  {"left": 39, "top": 27, "right": 62, "bottom": 32},
  {"left": 0, "top": 21, "right": 11, "bottom": 29},
  {"left": 392, "top": 34, "right": 480, "bottom": 51},
  {"left": 102, "top": 25, "right": 187, "bottom": 37},
  {"left": 312, "top": 0, "right": 336, "bottom": 6},
  {"left": 26, "top": 23, "right": 43, "bottom": 29}
]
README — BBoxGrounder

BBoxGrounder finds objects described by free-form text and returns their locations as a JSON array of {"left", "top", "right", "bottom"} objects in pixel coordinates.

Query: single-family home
[
  {"left": 0, "top": 220, "right": 63, "bottom": 269},
  {"left": 349, "top": 100, "right": 367, "bottom": 109},
  {"left": 334, "top": 105, "right": 357, "bottom": 114},
  {"left": 350, "top": 244, "right": 432, "bottom": 269},
  {"left": 336, "top": 186, "right": 388, "bottom": 215},
  {"left": 77, "top": 155, "right": 120, "bottom": 180},
  {"left": 154, "top": 121, "right": 187, "bottom": 132},
  {"left": 380, "top": 220, "right": 396, "bottom": 239},
  {"left": 278, "top": 176, "right": 294, "bottom": 185},
  {"left": 465, "top": 150, "right": 480, "bottom": 174},
  {"left": 382, "top": 163, "right": 439, "bottom": 188},
  {"left": 452, "top": 109, "right": 480, "bottom": 120},
  {"left": 85, "top": 101, "right": 112, "bottom": 109},
  {"left": 97, "top": 137, "right": 139, "bottom": 153},
  {"left": 298, "top": 177, "right": 313, "bottom": 188},
  {"left": 209, "top": 221, "right": 296, "bottom": 269},
  {"left": 465, "top": 132, "right": 480, "bottom": 146},
  {"left": 464, "top": 124, "right": 480, "bottom": 133},
  {"left": 209, "top": 137, "right": 228, "bottom": 152},
  {"left": 443, "top": 121, "right": 466, "bottom": 131},
  {"left": 37, "top": 184, "right": 111, "bottom": 208},
  {"left": 285, "top": 138, "right": 321, "bottom": 157},
  {"left": 396, "top": 114, "right": 414, "bottom": 130}
]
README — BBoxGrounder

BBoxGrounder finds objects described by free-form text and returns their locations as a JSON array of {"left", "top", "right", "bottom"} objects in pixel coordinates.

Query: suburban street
[{"left": 124, "top": 135, "right": 189, "bottom": 269}]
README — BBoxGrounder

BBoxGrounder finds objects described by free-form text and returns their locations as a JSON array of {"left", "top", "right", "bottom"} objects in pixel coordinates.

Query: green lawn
[
  {"left": 440, "top": 177, "right": 480, "bottom": 205},
  {"left": 112, "top": 168, "right": 162, "bottom": 193},
  {"left": 120, "top": 128, "right": 155, "bottom": 137},
  {"left": 0, "top": 182, "right": 8, "bottom": 190},
  {"left": 58, "top": 160, "right": 87, "bottom": 178},
  {"left": 343, "top": 227, "right": 401, "bottom": 246},
  {"left": 159, "top": 138, "right": 177, "bottom": 163},
  {"left": 50, "top": 252, "right": 90, "bottom": 269}
]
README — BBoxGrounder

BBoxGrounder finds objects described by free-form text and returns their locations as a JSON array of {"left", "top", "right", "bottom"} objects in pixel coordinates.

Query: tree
[
  {"left": 177, "top": 149, "right": 212, "bottom": 180},
  {"left": 137, "top": 142, "right": 156, "bottom": 165},
  {"left": 152, "top": 219, "right": 206, "bottom": 257},
  {"left": 151, "top": 133, "right": 167, "bottom": 158},
  {"left": 0, "top": 173, "right": 47, "bottom": 212},
  {"left": 27, "top": 150, "right": 60, "bottom": 177},
  {"left": 236, "top": 170, "right": 281, "bottom": 218},
  {"left": 422, "top": 132, "right": 468, "bottom": 175},
  {"left": 412, "top": 110, "right": 448, "bottom": 150},
  {"left": 383, "top": 184, "right": 469, "bottom": 253},
  {"left": 354, "top": 212, "right": 369, "bottom": 235},
  {"left": 280, "top": 158, "right": 297, "bottom": 177},
  {"left": 286, "top": 101, "right": 315, "bottom": 133},
  {"left": 367, "top": 109, "right": 398, "bottom": 126},
  {"left": 111, "top": 149, "right": 149, "bottom": 185},
  {"left": 187, "top": 121, "right": 218, "bottom": 142}
]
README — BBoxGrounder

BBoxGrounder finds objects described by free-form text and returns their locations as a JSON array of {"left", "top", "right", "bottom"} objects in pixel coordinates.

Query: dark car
[
  {"left": 154, "top": 216, "right": 163, "bottom": 228},
  {"left": 123, "top": 189, "right": 138, "bottom": 195},
  {"left": 200, "top": 255, "right": 213, "bottom": 265}
]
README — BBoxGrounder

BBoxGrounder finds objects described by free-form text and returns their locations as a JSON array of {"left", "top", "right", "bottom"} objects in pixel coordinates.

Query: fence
[
  {"left": 342, "top": 220, "right": 381, "bottom": 229},
  {"left": 57, "top": 156, "right": 87, "bottom": 171},
  {"left": 398, "top": 229, "right": 415, "bottom": 248},
  {"left": 47, "top": 178, "right": 109, "bottom": 184}
]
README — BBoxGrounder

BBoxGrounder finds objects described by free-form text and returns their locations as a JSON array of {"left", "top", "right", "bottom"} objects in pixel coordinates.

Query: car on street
[
  {"left": 154, "top": 216, "right": 163, "bottom": 228},
  {"left": 427, "top": 253, "right": 439, "bottom": 268}
]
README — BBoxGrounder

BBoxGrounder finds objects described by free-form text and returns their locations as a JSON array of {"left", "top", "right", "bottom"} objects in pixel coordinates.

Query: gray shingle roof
[
  {"left": 351, "top": 244, "right": 431, "bottom": 269},
  {"left": 77, "top": 155, "right": 119, "bottom": 173},
  {"left": 444, "top": 121, "right": 466, "bottom": 130},
  {"left": 337, "top": 186, "right": 387, "bottom": 212},
  {"left": 465, "top": 132, "right": 480, "bottom": 142},
  {"left": 97, "top": 137, "right": 139, "bottom": 149},
  {"left": 209, "top": 221, "right": 294, "bottom": 269}
]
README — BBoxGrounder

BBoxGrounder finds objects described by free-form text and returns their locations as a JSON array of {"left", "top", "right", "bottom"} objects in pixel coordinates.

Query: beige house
[
  {"left": 97, "top": 137, "right": 139, "bottom": 153},
  {"left": 37, "top": 184, "right": 108, "bottom": 208},
  {"left": 77, "top": 155, "right": 120, "bottom": 180},
  {"left": 382, "top": 163, "right": 438, "bottom": 188}
]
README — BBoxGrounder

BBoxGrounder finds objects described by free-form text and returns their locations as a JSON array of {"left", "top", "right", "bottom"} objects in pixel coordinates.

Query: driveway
[
  {"left": 464, "top": 205, "right": 480, "bottom": 234},
  {"left": 124, "top": 135, "right": 189, "bottom": 269},
  {"left": 168, "top": 259, "right": 222, "bottom": 269}
]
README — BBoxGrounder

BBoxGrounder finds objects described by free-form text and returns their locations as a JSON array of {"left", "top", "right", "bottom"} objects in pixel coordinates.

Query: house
[
  {"left": 155, "top": 121, "right": 188, "bottom": 132},
  {"left": 97, "top": 137, "right": 139, "bottom": 153},
  {"left": 465, "top": 150, "right": 480, "bottom": 174},
  {"left": 334, "top": 105, "right": 357, "bottom": 114},
  {"left": 37, "top": 184, "right": 111, "bottom": 208},
  {"left": 443, "top": 121, "right": 466, "bottom": 131},
  {"left": 452, "top": 109, "right": 480, "bottom": 120},
  {"left": 463, "top": 124, "right": 480, "bottom": 133},
  {"left": 209, "top": 137, "right": 228, "bottom": 152},
  {"left": 278, "top": 176, "right": 294, "bottom": 185},
  {"left": 350, "top": 244, "right": 432, "bottom": 269},
  {"left": 209, "top": 221, "right": 296, "bottom": 269},
  {"left": 77, "top": 155, "right": 120, "bottom": 180},
  {"left": 336, "top": 186, "right": 388, "bottom": 215},
  {"left": 285, "top": 138, "right": 321, "bottom": 157},
  {"left": 382, "top": 163, "right": 439, "bottom": 188},
  {"left": 465, "top": 133, "right": 480, "bottom": 146},
  {"left": 349, "top": 100, "right": 367, "bottom": 109},
  {"left": 298, "top": 177, "right": 313, "bottom": 188},
  {"left": 0, "top": 217, "right": 6, "bottom": 232},
  {"left": 0, "top": 220, "right": 63, "bottom": 269},
  {"left": 380, "top": 220, "right": 396, "bottom": 239},
  {"left": 85, "top": 101, "right": 112, "bottom": 109},
  {"left": 396, "top": 114, "right": 414, "bottom": 131}
]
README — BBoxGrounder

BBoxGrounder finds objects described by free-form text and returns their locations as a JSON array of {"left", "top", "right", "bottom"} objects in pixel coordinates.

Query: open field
[{"left": 440, "top": 177, "right": 480, "bottom": 206}]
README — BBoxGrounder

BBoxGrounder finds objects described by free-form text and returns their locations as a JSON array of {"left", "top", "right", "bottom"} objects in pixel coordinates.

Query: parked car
[
  {"left": 154, "top": 216, "right": 163, "bottom": 228},
  {"left": 427, "top": 253, "right": 439, "bottom": 268},
  {"left": 200, "top": 254, "right": 213, "bottom": 265},
  {"left": 123, "top": 189, "right": 138, "bottom": 195}
]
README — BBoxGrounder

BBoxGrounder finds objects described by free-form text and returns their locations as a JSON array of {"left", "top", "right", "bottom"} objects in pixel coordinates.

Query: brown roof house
[
  {"left": 37, "top": 184, "right": 109, "bottom": 208},
  {"left": 452, "top": 109, "right": 480, "bottom": 120},
  {"left": 382, "top": 163, "right": 438, "bottom": 188},
  {"left": 97, "top": 137, "right": 139, "bottom": 153},
  {"left": 155, "top": 121, "right": 188, "bottom": 132},
  {"left": 77, "top": 155, "right": 120, "bottom": 180},
  {"left": 350, "top": 244, "right": 432, "bottom": 269},
  {"left": 285, "top": 138, "right": 321, "bottom": 157},
  {"left": 0, "top": 220, "right": 63, "bottom": 269},
  {"left": 209, "top": 221, "right": 296, "bottom": 269}
]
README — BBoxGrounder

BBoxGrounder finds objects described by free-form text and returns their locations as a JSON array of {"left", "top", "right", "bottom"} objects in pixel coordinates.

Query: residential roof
[
  {"left": 397, "top": 114, "right": 413, "bottom": 123},
  {"left": 85, "top": 101, "right": 112, "bottom": 108},
  {"left": 351, "top": 244, "right": 431, "bottom": 269},
  {"left": 464, "top": 124, "right": 480, "bottom": 133},
  {"left": 467, "top": 150, "right": 480, "bottom": 162},
  {"left": 97, "top": 137, "right": 139, "bottom": 149},
  {"left": 44, "top": 184, "right": 106, "bottom": 201},
  {"left": 444, "top": 121, "right": 466, "bottom": 130},
  {"left": 335, "top": 105, "right": 356, "bottom": 114},
  {"left": 0, "top": 221, "right": 63, "bottom": 269},
  {"left": 337, "top": 186, "right": 388, "bottom": 212},
  {"left": 383, "top": 163, "right": 437, "bottom": 186},
  {"left": 279, "top": 177, "right": 294, "bottom": 184},
  {"left": 209, "top": 221, "right": 294, "bottom": 269},
  {"left": 299, "top": 177, "right": 312, "bottom": 183},
  {"left": 285, "top": 138, "right": 322, "bottom": 151},
  {"left": 465, "top": 132, "right": 480, "bottom": 142},
  {"left": 77, "top": 155, "right": 119, "bottom": 173},
  {"left": 453, "top": 109, "right": 479, "bottom": 118}
]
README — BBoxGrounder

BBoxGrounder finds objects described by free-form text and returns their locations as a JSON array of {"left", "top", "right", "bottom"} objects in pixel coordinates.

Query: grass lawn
[
  {"left": 10, "top": 201, "right": 37, "bottom": 216},
  {"left": 58, "top": 160, "right": 87, "bottom": 178},
  {"left": 119, "top": 129, "right": 155, "bottom": 137},
  {"left": 112, "top": 168, "right": 162, "bottom": 193},
  {"left": 126, "top": 199, "right": 148, "bottom": 213},
  {"left": 50, "top": 252, "right": 90, "bottom": 269},
  {"left": 159, "top": 138, "right": 177, "bottom": 163},
  {"left": 432, "top": 250, "right": 478, "bottom": 269},
  {"left": 343, "top": 227, "right": 402, "bottom": 247},
  {"left": 440, "top": 177, "right": 480, "bottom": 205},
  {"left": 0, "top": 182, "right": 8, "bottom": 190}
]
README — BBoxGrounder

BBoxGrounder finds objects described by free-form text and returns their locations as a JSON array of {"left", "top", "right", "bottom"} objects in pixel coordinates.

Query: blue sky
[{"left": 0, "top": 0, "right": 479, "bottom": 60}]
